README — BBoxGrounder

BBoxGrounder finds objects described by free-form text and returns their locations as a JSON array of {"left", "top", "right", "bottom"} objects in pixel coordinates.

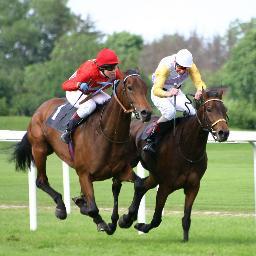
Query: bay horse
[
  {"left": 118, "top": 88, "right": 229, "bottom": 241},
  {"left": 12, "top": 69, "right": 152, "bottom": 235}
]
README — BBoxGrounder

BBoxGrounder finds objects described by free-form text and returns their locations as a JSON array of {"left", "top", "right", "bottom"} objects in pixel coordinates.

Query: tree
[
  {"left": 221, "top": 29, "right": 256, "bottom": 104},
  {"left": 12, "top": 32, "right": 102, "bottom": 115},
  {"left": 104, "top": 32, "right": 144, "bottom": 71}
]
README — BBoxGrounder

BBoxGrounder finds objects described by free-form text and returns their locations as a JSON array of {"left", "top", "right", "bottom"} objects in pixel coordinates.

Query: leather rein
[
  {"left": 99, "top": 73, "right": 141, "bottom": 143},
  {"left": 178, "top": 98, "right": 227, "bottom": 163}
]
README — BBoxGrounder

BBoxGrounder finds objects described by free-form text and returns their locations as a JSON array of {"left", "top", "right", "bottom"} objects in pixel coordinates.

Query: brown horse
[
  {"left": 118, "top": 88, "right": 229, "bottom": 241},
  {"left": 12, "top": 69, "right": 152, "bottom": 235}
]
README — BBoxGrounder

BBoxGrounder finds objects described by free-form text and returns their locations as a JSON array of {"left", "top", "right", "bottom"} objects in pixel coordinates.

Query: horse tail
[{"left": 12, "top": 133, "right": 33, "bottom": 171}]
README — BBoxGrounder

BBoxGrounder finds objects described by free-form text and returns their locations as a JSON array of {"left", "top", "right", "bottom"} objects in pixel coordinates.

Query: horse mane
[
  {"left": 124, "top": 68, "right": 141, "bottom": 76},
  {"left": 204, "top": 87, "right": 223, "bottom": 98}
]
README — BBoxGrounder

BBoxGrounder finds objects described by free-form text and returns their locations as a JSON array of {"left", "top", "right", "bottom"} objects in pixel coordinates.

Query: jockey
[
  {"left": 143, "top": 49, "right": 207, "bottom": 153},
  {"left": 60, "top": 48, "right": 122, "bottom": 144}
]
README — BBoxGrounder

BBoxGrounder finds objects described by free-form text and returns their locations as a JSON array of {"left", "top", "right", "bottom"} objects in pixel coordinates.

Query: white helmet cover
[{"left": 176, "top": 49, "right": 193, "bottom": 68}]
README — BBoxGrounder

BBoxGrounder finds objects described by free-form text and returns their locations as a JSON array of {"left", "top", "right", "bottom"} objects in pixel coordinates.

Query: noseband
[
  {"left": 196, "top": 98, "right": 227, "bottom": 139},
  {"left": 112, "top": 74, "right": 141, "bottom": 119}
]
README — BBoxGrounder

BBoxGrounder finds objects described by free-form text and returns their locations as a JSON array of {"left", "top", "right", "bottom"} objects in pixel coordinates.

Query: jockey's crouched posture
[
  {"left": 143, "top": 49, "right": 207, "bottom": 153},
  {"left": 60, "top": 48, "right": 122, "bottom": 144}
]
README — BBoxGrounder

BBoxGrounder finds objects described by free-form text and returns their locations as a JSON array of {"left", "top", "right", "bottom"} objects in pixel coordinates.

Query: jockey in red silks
[{"left": 60, "top": 48, "right": 123, "bottom": 144}]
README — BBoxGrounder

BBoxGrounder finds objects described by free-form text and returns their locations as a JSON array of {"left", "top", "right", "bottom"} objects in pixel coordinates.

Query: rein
[
  {"left": 99, "top": 73, "right": 141, "bottom": 144},
  {"left": 99, "top": 104, "right": 130, "bottom": 144},
  {"left": 178, "top": 98, "right": 227, "bottom": 163},
  {"left": 112, "top": 74, "right": 141, "bottom": 118},
  {"left": 178, "top": 126, "right": 206, "bottom": 164}
]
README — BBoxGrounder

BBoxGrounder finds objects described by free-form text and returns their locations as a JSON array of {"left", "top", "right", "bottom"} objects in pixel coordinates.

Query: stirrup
[
  {"left": 60, "top": 130, "right": 71, "bottom": 144},
  {"left": 143, "top": 141, "right": 156, "bottom": 153}
]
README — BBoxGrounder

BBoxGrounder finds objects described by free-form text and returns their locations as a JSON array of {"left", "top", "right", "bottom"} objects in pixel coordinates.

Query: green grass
[
  {"left": 0, "top": 116, "right": 31, "bottom": 130},
  {"left": 0, "top": 209, "right": 255, "bottom": 256},
  {"left": 0, "top": 116, "right": 255, "bottom": 255}
]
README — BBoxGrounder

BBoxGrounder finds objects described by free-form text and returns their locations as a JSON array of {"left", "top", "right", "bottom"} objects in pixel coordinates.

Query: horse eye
[
  {"left": 206, "top": 106, "right": 212, "bottom": 112},
  {"left": 127, "top": 86, "right": 132, "bottom": 91}
]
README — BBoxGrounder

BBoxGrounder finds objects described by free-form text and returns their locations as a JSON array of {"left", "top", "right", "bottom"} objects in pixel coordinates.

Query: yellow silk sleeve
[
  {"left": 152, "top": 65, "right": 170, "bottom": 97},
  {"left": 188, "top": 63, "right": 207, "bottom": 90}
]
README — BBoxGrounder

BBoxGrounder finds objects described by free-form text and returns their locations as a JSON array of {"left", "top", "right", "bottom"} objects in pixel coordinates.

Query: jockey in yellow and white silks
[{"left": 143, "top": 49, "right": 207, "bottom": 153}]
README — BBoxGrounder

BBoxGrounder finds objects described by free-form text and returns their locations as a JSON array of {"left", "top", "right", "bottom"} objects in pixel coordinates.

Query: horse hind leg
[{"left": 33, "top": 145, "right": 67, "bottom": 220}]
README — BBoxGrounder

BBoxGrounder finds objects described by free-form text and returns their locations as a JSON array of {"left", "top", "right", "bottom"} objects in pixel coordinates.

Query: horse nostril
[
  {"left": 224, "top": 130, "right": 230, "bottom": 138},
  {"left": 218, "top": 130, "right": 229, "bottom": 139},
  {"left": 141, "top": 110, "right": 147, "bottom": 117},
  {"left": 141, "top": 110, "right": 151, "bottom": 122}
]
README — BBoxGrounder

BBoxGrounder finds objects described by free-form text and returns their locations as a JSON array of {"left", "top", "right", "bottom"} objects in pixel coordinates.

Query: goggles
[
  {"left": 175, "top": 63, "right": 187, "bottom": 70},
  {"left": 100, "top": 64, "right": 117, "bottom": 71}
]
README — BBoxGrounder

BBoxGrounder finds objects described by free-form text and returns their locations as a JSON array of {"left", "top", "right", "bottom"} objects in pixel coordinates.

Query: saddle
[
  {"left": 137, "top": 116, "right": 187, "bottom": 145},
  {"left": 46, "top": 102, "right": 78, "bottom": 132}
]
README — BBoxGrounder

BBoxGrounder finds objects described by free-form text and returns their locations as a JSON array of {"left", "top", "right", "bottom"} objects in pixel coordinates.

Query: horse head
[
  {"left": 196, "top": 88, "right": 229, "bottom": 142},
  {"left": 112, "top": 69, "right": 152, "bottom": 122}
]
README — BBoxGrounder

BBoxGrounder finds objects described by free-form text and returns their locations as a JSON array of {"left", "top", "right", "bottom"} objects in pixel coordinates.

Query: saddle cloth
[
  {"left": 46, "top": 102, "right": 77, "bottom": 132},
  {"left": 138, "top": 117, "right": 182, "bottom": 142}
]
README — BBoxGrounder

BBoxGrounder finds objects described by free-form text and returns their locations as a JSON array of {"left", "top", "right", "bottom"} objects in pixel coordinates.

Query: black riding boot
[
  {"left": 143, "top": 122, "right": 159, "bottom": 153},
  {"left": 60, "top": 113, "right": 82, "bottom": 144},
  {"left": 143, "top": 121, "right": 172, "bottom": 153}
]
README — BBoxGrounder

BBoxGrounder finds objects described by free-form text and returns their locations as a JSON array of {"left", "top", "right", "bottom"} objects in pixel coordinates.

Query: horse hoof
[
  {"left": 118, "top": 215, "right": 133, "bottom": 229},
  {"left": 55, "top": 207, "right": 67, "bottom": 220},
  {"left": 97, "top": 222, "right": 109, "bottom": 233},
  {"left": 105, "top": 223, "right": 116, "bottom": 235},
  {"left": 80, "top": 206, "right": 88, "bottom": 215},
  {"left": 134, "top": 223, "right": 149, "bottom": 233}
]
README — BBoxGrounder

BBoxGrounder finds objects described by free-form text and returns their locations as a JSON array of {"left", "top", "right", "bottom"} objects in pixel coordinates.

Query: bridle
[
  {"left": 178, "top": 97, "right": 228, "bottom": 163},
  {"left": 99, "top": 73, "right": 142, "bottom": 143},
  {"left": 196, "top": 98, "right": 228, "bottom": 140},
  {"left": 112, "top": 74, "right": 141, "bottom": 119}
]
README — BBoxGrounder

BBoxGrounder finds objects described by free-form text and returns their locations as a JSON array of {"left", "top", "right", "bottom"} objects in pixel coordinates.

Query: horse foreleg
[
  {"left": 182, "top": 185, "right": 200, "bottom": 242},
  {"left": 119, "top": 174, "right": 157, "bottom": 229},
  {"left": 33, "top": 146, "right": 66, "bottom": 220},
  {"left": 78, "top": 172, "right": 110, "bottom": 233},
  {"left": 134, "top": 184, "right": 169, "bottom": 233},
  {"left": 106, "top": 178, "right": 122, "bottom": 235}
]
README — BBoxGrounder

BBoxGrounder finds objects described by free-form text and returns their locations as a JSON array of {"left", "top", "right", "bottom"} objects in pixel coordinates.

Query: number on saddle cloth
[{"left": 46, "top": 103, "right": 77, "bottom": 132}]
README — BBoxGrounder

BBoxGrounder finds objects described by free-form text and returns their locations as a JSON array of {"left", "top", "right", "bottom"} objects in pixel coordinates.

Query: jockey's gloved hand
[{"left": 79, "top": 82, "right": 89, "bottom": 92}]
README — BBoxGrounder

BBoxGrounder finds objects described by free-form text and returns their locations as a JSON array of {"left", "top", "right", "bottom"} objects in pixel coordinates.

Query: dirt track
[{"left": 0, "top": 204, "right": 254, "bottom": 217}]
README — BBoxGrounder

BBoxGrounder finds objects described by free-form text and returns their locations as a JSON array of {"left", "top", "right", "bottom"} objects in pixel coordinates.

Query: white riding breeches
[
  {"left": 151, "top": 89, "right": 195, "bottom": 120},
  {"left": 66, "top": 90, "right": 111, "bottom": 118}
]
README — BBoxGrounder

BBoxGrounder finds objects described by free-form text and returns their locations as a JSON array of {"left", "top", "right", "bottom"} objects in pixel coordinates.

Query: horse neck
[
  {"left": 179, "top": 115, "right": 209, "bottom": 156},
  {"left": 100, "top": 95, "right": 131, "bottom": 142}
]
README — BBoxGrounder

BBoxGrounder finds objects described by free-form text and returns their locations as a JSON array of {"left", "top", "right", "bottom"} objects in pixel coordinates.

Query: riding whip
[
  {"left": 173, "top": 83, "right": 179, "bottom": 136},
  {"left": 79, "top": 81, "right": 112, "bottom": 105}
]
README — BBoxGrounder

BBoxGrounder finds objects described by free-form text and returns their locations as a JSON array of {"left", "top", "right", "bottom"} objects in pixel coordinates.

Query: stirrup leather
[{"left": 60, "top": 130, "right": 71, "bottom": 144}]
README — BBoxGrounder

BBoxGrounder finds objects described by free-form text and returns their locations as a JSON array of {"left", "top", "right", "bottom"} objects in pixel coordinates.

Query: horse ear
[
  {"left": 219, "top": 89, "right": 223, "bottom": 99},
  {"left": 134, "top": 67, "right": 141, "bottom": 74}
]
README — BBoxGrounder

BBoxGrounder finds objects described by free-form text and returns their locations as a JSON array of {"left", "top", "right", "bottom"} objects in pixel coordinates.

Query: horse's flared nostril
[
  {"left": 217, "top": 130, "right": 229, "bottom": 141},
  {"left": 141, "top": 110, "right": 151, "bottom": 122}
]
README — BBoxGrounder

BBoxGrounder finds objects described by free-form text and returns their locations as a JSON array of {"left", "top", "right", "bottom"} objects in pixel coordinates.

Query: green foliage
[
  {"left": 211, "top": 26, "right": 256, "bottom": 129},
  {"left": 225, "top": 99, "right": 256, "bottom": 129},
  {"left": 12, "top": 33, "right": 102, "bottom": 115},
  {"left": 104, "top": 31, "right": 144, "bottom": 71},
  {"left": 222, "top": 28, "right": 256, "bottom": 104},
  {"left": 0, "top": 98, "right": 8, "bottom": 115},
  {"left": 0, "top": 0, "right": 255, "bottom": 132}
]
